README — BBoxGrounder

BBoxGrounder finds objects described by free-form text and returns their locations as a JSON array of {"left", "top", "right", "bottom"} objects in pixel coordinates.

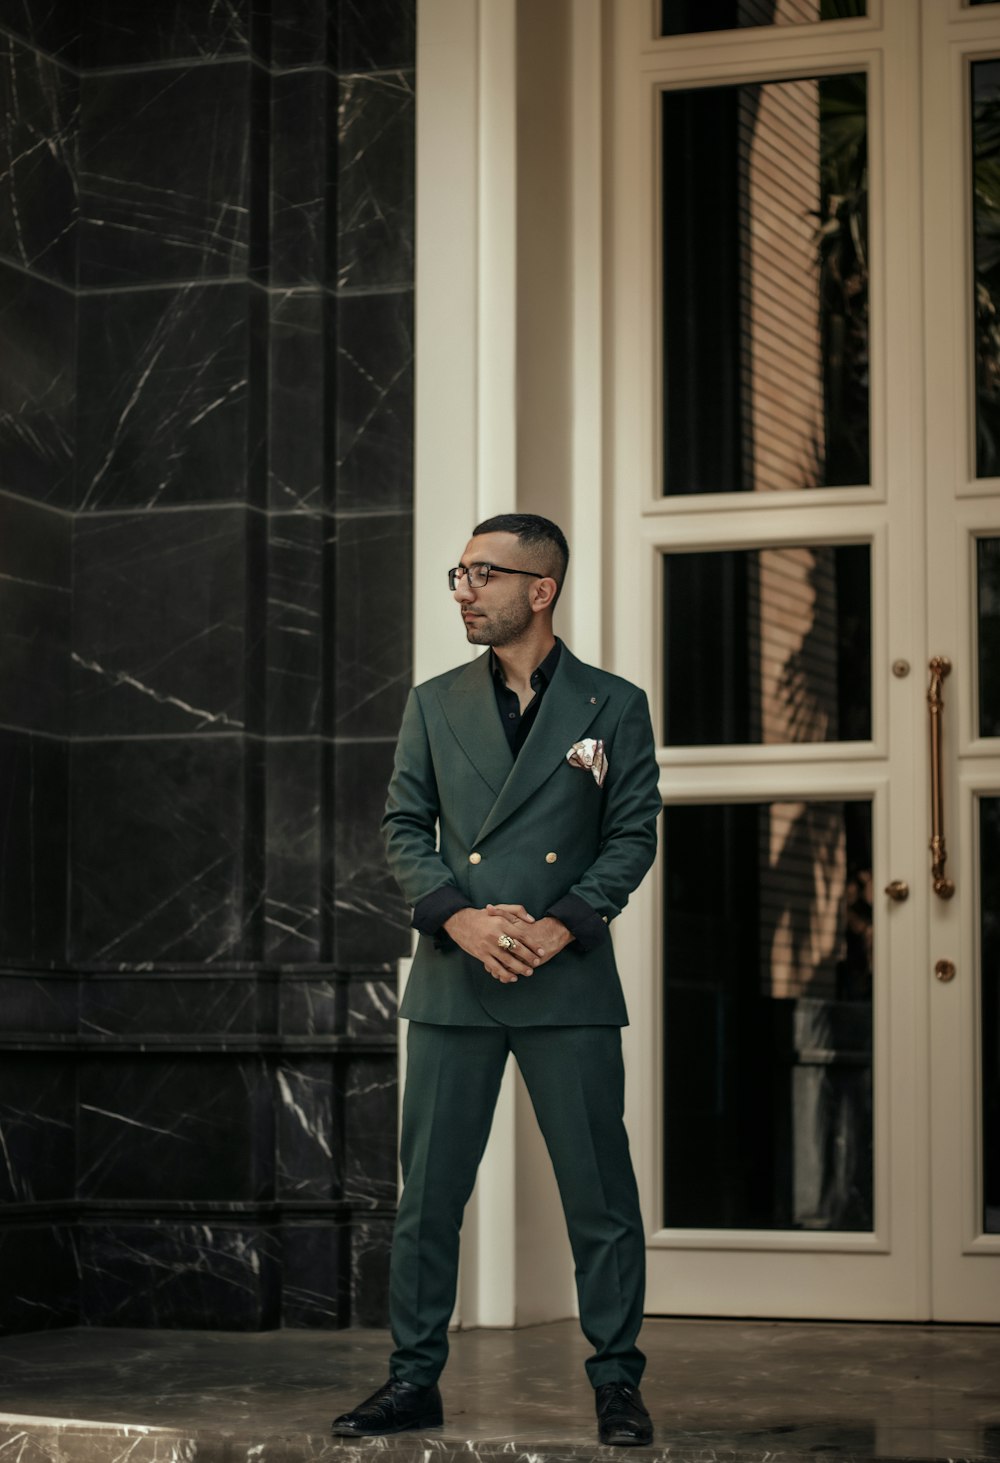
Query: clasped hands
[{"left": 442, "top": 904, "right": 573, "bottom": 984}]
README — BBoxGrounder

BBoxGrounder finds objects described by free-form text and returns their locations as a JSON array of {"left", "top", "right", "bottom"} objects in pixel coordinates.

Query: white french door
[{"left": 610, "top": 0, "right": 1000, "bottom": 1320}]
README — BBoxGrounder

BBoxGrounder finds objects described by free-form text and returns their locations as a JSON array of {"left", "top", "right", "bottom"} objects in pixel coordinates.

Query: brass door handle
[
  {"left": 927, "top": 656, "right": 955, "bottom": 899},
  {"left": 884, "top": 880, "right": 909, "bottom": 902}
]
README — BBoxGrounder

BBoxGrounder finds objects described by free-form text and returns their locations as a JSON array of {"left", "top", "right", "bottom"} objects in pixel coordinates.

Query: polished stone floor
[{"left": 1, "top": 1318, "right": 999, "bottom": 1463}]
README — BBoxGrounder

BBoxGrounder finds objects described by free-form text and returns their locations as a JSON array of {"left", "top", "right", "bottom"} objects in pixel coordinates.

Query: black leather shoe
[
  {"left": 595, "top": 1381, "right": 653, "bottom": 1446},
  {"left": 331, "top": 1378, "right": 443, "bottom": 1436}
]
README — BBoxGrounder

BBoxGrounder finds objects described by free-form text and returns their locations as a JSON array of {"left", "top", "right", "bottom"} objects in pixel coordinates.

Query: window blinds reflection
[
  {"left": 663, "top": 799, "right": 873, "bottom": 1231},
  {"left": 661, "top": 0, "right": 866, "bottom": 36},
  {"left": 662, "top": 543, "right": 871, "bottom": 746},
  {"left": 661, "top": 73, "right": 869, "bottom": 494}
]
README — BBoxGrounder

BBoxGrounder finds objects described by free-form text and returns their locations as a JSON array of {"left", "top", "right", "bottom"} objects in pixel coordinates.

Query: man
[{"left": 331, "top": 514, "right": 661, "bottom": 1447}]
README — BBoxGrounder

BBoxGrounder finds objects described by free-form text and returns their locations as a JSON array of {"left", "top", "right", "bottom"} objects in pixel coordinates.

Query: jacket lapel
[
  {"left": 474, "top": 645, "right": 607, "bottom": 843},
  {"left": 439, "top": 651, "right": 514, "bottom": 797}
]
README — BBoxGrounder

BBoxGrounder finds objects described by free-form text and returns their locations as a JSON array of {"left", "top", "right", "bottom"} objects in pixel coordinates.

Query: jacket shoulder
[
  {"left": 412, "top": 658, "right": 482, "bottom": 699},
  {"left": 561, "top": 648, "right": 650, "bottom": 706}
]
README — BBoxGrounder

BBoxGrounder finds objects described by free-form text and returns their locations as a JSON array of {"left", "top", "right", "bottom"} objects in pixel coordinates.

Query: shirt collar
[{"left": 491, "top": 638, "right": 562, "bottom": 691}]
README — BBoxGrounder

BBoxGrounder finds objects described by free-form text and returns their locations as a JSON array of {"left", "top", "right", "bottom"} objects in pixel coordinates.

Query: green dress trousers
[{"left": 388, "top": 1021, "right": 647, "bottom": 1389}]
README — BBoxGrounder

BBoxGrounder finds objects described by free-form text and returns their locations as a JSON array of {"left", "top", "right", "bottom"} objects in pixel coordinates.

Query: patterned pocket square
[{"left": 566, "top": 738, "right": 608, "bottom": 787}]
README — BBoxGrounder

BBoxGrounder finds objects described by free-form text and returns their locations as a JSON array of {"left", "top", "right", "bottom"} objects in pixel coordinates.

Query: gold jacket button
[
  {"left": 545, "top": 851, "right": 557, "bottom": 864},
  {"left": 469, "top": 852, "right": 482, "bottom": 864}
]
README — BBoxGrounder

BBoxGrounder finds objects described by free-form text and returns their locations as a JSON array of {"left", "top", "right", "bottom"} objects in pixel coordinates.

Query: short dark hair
[{"left": 472, "top": 513, "right": 569, "bottom": 603}]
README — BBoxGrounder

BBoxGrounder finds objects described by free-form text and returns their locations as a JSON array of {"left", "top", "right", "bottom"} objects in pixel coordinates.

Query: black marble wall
[{"left": 0, "top": 0, "right": 414, "bottom": 1333}]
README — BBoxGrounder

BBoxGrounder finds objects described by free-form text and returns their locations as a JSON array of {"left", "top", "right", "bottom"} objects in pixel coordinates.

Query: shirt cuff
[
  {"left": 545, "top": 894, "right": 610, "bottom": 952},
  {"left": 412, "top": 885, "right": 473, "bottom": 937}
]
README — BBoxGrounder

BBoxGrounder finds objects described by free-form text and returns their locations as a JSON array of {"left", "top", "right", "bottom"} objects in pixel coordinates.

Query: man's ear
[{"left": 531, "top": 577, "right": 558, "bottom": 614}]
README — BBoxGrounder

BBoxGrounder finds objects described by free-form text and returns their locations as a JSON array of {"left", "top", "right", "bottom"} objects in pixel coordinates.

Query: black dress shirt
[{"left": 410, "top": 639, "right": 609, "bottom": 952}]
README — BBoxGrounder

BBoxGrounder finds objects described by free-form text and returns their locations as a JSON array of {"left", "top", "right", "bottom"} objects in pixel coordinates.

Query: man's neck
[{"left": 492, "top": 628, "right": 557, "bottom": 698}]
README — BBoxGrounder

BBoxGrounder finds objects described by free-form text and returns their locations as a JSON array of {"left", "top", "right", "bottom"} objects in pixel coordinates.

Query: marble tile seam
[
  {"left": 0, "top": 1200, "right": 397, "bottom": 1219},
  {"left": 66, "top": 733, "right": 399, "bottom": 745},
  {"left": 77, "top": 56, "right": 413, "bottom": 83},
  {"left": 0, "top": 266, "right": 414, "bottom": 301},
  {"left": 0, "top": 27, "right": 78, "bottom": 77},
  {"left": 0, "top": 570, "right": 72, "bottom": 594},
  {"left": 0, "top": 724, "right": 399, "bottom": 745},
  {"left": 0, "top": 1035, "right": 398, "bottom": 1052},
  {"left": 0, "top": 721, "right": 68, "bottom": 744},
  {"left": 0, "top": 490, "right": 73, "bottom": 521},
  {"left": 0, "top": 964, "right": 397, "bottom": 977},
  {"left": 70, "top": 279, "right": 414, "bottom": 300},
  {"left": 0, "top": 30, "right": 413, "bottom": 85},
  {"left": 1, "top": 494, "right": 408, "bottom": 520},
  {"left": 0, "top": 251, "right": 77, "bottom": 298}
]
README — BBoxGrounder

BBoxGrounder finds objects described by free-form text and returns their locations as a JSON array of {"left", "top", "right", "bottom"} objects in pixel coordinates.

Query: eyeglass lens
[{"left": 448, "top": 565, "right": 488, "bottom": 590}]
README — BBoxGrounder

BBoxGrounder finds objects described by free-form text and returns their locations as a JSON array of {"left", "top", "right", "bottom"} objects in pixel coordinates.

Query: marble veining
[
  {"left": 334, "top": 289, "right": 413, "bottom": 513},
  {"left": 343, "top": 1056, "right": 396, "bottom": 1206},
  {"left": 0, "top": 1056, "right": 75, "bottom": 1203},
  {"left": 336, "top": 0, "right": 415, "bottom": 74},
  {"left": 266, "top": 0, "right": 327, "bottom": 70},
  {"left": 2, "top": 1319, "right": 998, "bottom": 1463},
  {"left": 0, "top": 33, "right": 78, "bottom": 284},
  {"left": 70, "top": 738, "right": 250, "bottom": 964},
  {"left": 72, "top": 511, "right": 249, "bottom": 737},
  {"left": 265, "top": 512, "right": 325, "bottom": 736},
  {"left": 0, "top": 264, "right": 75, "bottom": 508},
  {"left": 266, "top": 292, "right": 325, "bottom": 513},
  {"left": 77, "top": 1221, "right": 280, "bottom": 1329},
  {"left": 0, "top": 0, "right": 415, "bottom": 1337},
  {"left": 332, "top": 736, "right": 413, "bottom": 965},
  {"left": 334, "top": 511, "right": 411, "bottom": 738},
  {"left": 337, "top": 71, "right": 414, "bottom": 291},
  {"left": 0, "top": 733, "right": 68, "bottom": 965},
  {"left": 80, "top": 0, "right": 249, "bottom": 69},
  {"left": 268, "top": 69, "right": 331, "bottom": 289},
  {"left": 78, "top": 64, "right": 250, "bottom": 288},
  {"left": 76, "top": 284, "right": 250, "bottom": 511},
  {"left": 275, "top": 1060, "right": 336, "bottom": 1199},
  {"left": 0, "top": 2, "right": 80, "bottom": 64}
]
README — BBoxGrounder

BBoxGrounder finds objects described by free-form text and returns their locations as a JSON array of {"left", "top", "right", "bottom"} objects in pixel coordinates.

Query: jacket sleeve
[
  {"left": 381, "top": 688, "right": 458, "bottom": 908},
  {"left": 565, "top": 687, "right": 661, "bottom": 922}
]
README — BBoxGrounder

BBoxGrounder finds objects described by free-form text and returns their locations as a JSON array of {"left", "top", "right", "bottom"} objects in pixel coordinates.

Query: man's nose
[{"left": 453, "top": 575, "right": 475, "bottom": 604}]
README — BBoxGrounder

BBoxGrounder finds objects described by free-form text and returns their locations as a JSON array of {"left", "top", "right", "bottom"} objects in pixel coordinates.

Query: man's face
[{"left": 452, "top": 532, "right": 537, "bottom": 647}]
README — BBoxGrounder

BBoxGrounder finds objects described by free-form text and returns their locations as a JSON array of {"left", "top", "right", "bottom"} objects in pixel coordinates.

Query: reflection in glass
[
  {"left": 661, "top": 0, "right": 866, "bottom": 36},
  {"left": 973, "top": 62, "right": 1000, "bottom": 476},
  {"left": 662, "top": 73, "right": 869, "bottom": 494},
  {"left": 663, "top": 543, "right": 871, "bottom": 746},
  {"left": 980, "top": 798, "right": 1000, "bottom": 1234},
  {"left": 978, "top": 539, "right": 1000, "bottom": 736},
  {"left": 663, "top": 799, "right": 873, "bottom": 1230}
]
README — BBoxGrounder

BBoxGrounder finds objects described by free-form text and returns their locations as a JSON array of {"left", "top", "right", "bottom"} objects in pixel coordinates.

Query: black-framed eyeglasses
[{"left": 447, "top": 563, "right": 545, "bottom": 591}]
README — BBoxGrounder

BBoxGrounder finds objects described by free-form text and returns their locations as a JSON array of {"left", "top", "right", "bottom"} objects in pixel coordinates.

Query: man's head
[{"left": 450, "top": 513, "right": 570, "bottom": 648}]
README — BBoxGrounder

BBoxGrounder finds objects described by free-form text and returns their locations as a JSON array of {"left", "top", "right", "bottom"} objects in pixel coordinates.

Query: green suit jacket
[{"left": 382, "top": 643, "right": 661, "bottom": 1027}]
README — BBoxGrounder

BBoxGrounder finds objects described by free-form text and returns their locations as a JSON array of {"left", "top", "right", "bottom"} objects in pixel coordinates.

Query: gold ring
[{"left": 497, "top": 933, "right": 515, "bottom": 950}]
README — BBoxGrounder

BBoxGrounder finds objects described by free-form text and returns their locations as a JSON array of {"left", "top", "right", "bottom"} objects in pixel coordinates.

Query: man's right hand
[{"left": 442, "top": 906, "right": 541, "bottom": 983}]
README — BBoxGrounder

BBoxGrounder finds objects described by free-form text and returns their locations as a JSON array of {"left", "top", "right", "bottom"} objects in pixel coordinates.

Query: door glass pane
[
  {"left": 973, "top": 61, "right": 1000, "bottom": 477},
  {"left": 662, "top": 73, "right": 870, "bottom": 494},
  {"left": 978, "top": 538, "right": 1000, "bottom": 736},
  {"left": 981, "top": 798, "right": 1000, "bottom": 1234},
  {"left": 661, "top": 1, "right": 866, "bottom": 36},
  {"left": 663, "top": 544, "right": 871, "bottom": 745},
  {"left": 663, "top": 799, "right": 874, "bottom": 1231}
]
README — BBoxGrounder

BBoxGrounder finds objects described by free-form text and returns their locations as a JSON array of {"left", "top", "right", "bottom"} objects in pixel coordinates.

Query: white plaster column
[{"left": 410, "top": 0, "right": 607, "bottom": 1329}]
